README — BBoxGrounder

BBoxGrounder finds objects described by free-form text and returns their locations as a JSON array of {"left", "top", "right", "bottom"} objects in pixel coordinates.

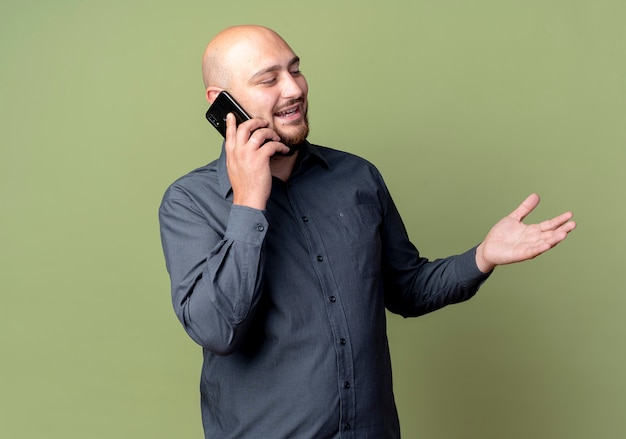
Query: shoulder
[
  {"left": 310, "top": 143, "right": 382, "bottom": 175},
  {"left": 309, "top": 143, "right": 385, "bottom": 186},
  {"left": 160, "top": 158, "right": 222, "bottom": 205}
]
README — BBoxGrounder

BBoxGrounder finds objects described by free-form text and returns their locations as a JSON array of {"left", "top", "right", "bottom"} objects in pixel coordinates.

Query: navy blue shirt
[{"left": 159, "top": 142, "right": 489, "bottom": 438}]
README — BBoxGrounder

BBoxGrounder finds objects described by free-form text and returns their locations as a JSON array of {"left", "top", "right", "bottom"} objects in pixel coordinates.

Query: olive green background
[{"left": 1, "top": 1, "right": 624, "bottom": 438}]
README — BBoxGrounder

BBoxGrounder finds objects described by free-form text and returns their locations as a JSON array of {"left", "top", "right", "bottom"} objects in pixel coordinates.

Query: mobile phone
[{"left": 205, "top": 91, "right": 251, "bottom": 138}]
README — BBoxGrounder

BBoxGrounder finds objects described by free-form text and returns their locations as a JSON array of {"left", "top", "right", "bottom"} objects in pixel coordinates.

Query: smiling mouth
[
  {"left": 274, "top": 99, "right": 305, "bottom": 120},
  {"left": 275, "top": 106, "right": 299, "bottom": 118}
]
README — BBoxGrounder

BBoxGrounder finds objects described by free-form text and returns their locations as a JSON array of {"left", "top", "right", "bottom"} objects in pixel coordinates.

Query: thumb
[{"left": 509, "top": 193, "right": 541, "bottom": 221}]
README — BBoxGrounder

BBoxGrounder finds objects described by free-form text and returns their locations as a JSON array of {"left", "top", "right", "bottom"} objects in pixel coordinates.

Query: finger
[
  {"left": 238, "top": 118, "right": 269, "bottom": 134},
  {"left": 553, "top": 218, "right": 577, "bottom": 236},
  {"left": 248, "top": 127, "right": 281, "bottom": 147},
  {"left": 233, "top": 119, "right": 273, "bottom": 149},
  {"left": 563, "top": 219, "right": 577, "bottom": 233},
  {"left": 540, "top": 219, "right": 576, "bottom": 247},
  {"left": 509, "top": 193, "right": 541, "bottom": 221},
  {"left": 541, "top": 229, "right": 571, "bottom": 248},
  {"left": 265, "top": 141, "right": 291, "bottom": 155},
  {"left": 539, "top": 211, "right": 575, "bottom": 232},
  {"left": 224, "top": 113, "right": 237, "bottom": 150}
]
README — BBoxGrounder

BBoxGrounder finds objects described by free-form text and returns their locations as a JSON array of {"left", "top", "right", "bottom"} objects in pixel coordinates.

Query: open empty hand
[{"left": 475, "top": 193, "right": 576, "bottom": 273}]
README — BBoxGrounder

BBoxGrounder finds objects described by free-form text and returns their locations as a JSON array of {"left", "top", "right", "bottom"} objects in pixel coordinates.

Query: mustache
[{"left": 274, "top": 98, "right": 305, "bottom": 113}]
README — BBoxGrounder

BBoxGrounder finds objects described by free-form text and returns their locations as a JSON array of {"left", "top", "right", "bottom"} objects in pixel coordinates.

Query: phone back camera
[{"left": 208, "top": 114, "right": 219, "bottom": 127}]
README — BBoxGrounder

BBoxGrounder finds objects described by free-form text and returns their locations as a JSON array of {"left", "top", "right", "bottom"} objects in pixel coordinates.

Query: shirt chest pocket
[{"left": 336, "top": 204, "right": 382, "bottom": 278}]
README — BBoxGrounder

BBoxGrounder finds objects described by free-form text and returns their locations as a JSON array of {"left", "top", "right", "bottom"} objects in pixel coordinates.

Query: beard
[
  {"left": 274, "top": 107, "right": 309, "bottom": 156},
  {"left": 279, "top": 121, "right": 309, "bottom": 154}
]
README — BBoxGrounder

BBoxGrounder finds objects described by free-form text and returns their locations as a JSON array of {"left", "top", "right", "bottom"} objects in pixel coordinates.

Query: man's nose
[{"left": 280, "top": 73, "right": 304, "bottom": 99}]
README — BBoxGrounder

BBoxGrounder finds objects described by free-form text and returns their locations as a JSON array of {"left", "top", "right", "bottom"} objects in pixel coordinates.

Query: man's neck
[{"left": 270, "top": 151, "right": 299, "bottom": 182}]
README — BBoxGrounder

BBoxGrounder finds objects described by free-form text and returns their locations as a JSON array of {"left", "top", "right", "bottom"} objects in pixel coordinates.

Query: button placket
[{"left": 286, "top": 183, "right": 356, "bottom": 436}]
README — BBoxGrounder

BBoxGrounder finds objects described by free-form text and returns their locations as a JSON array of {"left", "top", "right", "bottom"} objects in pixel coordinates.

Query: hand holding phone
[
  {"left": 207, "top": 92, "right": 286, "bottom": 210},
  {"left": 205, "top": 91, "right": 252, "bottom": 138}
]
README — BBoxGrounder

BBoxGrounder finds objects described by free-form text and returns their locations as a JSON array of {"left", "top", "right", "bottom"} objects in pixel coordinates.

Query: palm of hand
[{"left": 476, "top": 193, "right": 576, "bottom": 272}]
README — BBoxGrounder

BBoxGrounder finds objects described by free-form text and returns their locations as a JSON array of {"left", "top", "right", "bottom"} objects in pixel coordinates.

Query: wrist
[
  {"left": 232, "top": 191, "right": 268, "bottom": 211},
  {"left": 475, "top": 243, "right": 496, "bottom": 274}
]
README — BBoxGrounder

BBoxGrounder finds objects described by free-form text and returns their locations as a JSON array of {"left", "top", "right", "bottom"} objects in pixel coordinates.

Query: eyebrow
[{"left": 249, "top": 56, "right": 300, "bottom": 82}]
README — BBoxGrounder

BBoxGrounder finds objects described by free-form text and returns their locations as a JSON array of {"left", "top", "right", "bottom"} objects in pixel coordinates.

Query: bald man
[{"left": 159, "top": 25, "right": 575, "bottom": 438}]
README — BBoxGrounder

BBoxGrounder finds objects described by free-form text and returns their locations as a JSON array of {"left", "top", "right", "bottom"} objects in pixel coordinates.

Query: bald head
[
  {"left": 201, "top": 25, "right": 292, "bottom": 90},
  {"left": 200, "top": 25, "right": 309, "bottom": 148}
]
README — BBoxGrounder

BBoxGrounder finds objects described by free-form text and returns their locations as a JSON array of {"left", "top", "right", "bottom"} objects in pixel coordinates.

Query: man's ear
[{"left": 206, "top": 87, "right": 223, "bottom": 104}]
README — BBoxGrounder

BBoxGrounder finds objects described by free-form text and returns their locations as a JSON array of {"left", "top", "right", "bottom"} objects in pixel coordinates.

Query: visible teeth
[{"left": 278, "top": 108, "right": 297, "bottom": 117}]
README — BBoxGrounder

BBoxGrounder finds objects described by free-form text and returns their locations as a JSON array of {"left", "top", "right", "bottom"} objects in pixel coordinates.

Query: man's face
[{"left": 225, "top": 32, "right": 309, "bottom": 148}]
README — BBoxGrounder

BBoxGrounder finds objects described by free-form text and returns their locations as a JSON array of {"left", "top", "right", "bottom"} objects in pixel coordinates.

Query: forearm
[
  {"left": 414, "top": 246, "right": 490, "bottom": 314},
  {"left": 386, "top": 246, "right": 490, "bottom": 317},
  {"left": 160, "top": 201, "right": 268, "bottom": 355}
]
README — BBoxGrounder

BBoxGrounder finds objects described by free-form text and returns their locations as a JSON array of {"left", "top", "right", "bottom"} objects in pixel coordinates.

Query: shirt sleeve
[
  {"left": 159, "top": 192, "right": 268, "bottom": 355},
  {"left": 379, "top": 183, "right": 491, "bottom": 317}
]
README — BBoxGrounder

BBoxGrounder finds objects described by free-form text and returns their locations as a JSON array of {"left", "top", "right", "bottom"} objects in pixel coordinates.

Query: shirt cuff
[
  {"left": 223, "top": 205, "right": 269, "bottom": 245},
  {"left": 457, "top": 245, "right": 492, "bottom": 287}
]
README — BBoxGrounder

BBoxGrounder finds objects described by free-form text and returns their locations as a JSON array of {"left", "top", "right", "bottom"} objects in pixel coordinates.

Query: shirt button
[
  {"left": 317, "top": 255, "right": 324, "bottom": 262},
  {"left": 302, "top": 216, "right": 309, "bottom": 222},
  {"left": 343, "top": 423, "right": 351, "bottom": 430},
  {"left": 343, "top": 381, "right": 350, "bottom": 389},
  {"left": 256, "top": 224, "right": 265, "bottom": 232},
  {"left": 339, "top": 338, "right": 346, "bottom": 345},
  {"left": 329, "top": 296, "right": 336, "bottom": 302}
]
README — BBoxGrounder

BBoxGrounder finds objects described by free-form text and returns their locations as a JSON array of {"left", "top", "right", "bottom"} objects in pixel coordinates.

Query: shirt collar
[{"left": 216, "top": 141, "right": 331, "bottom": 199}]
